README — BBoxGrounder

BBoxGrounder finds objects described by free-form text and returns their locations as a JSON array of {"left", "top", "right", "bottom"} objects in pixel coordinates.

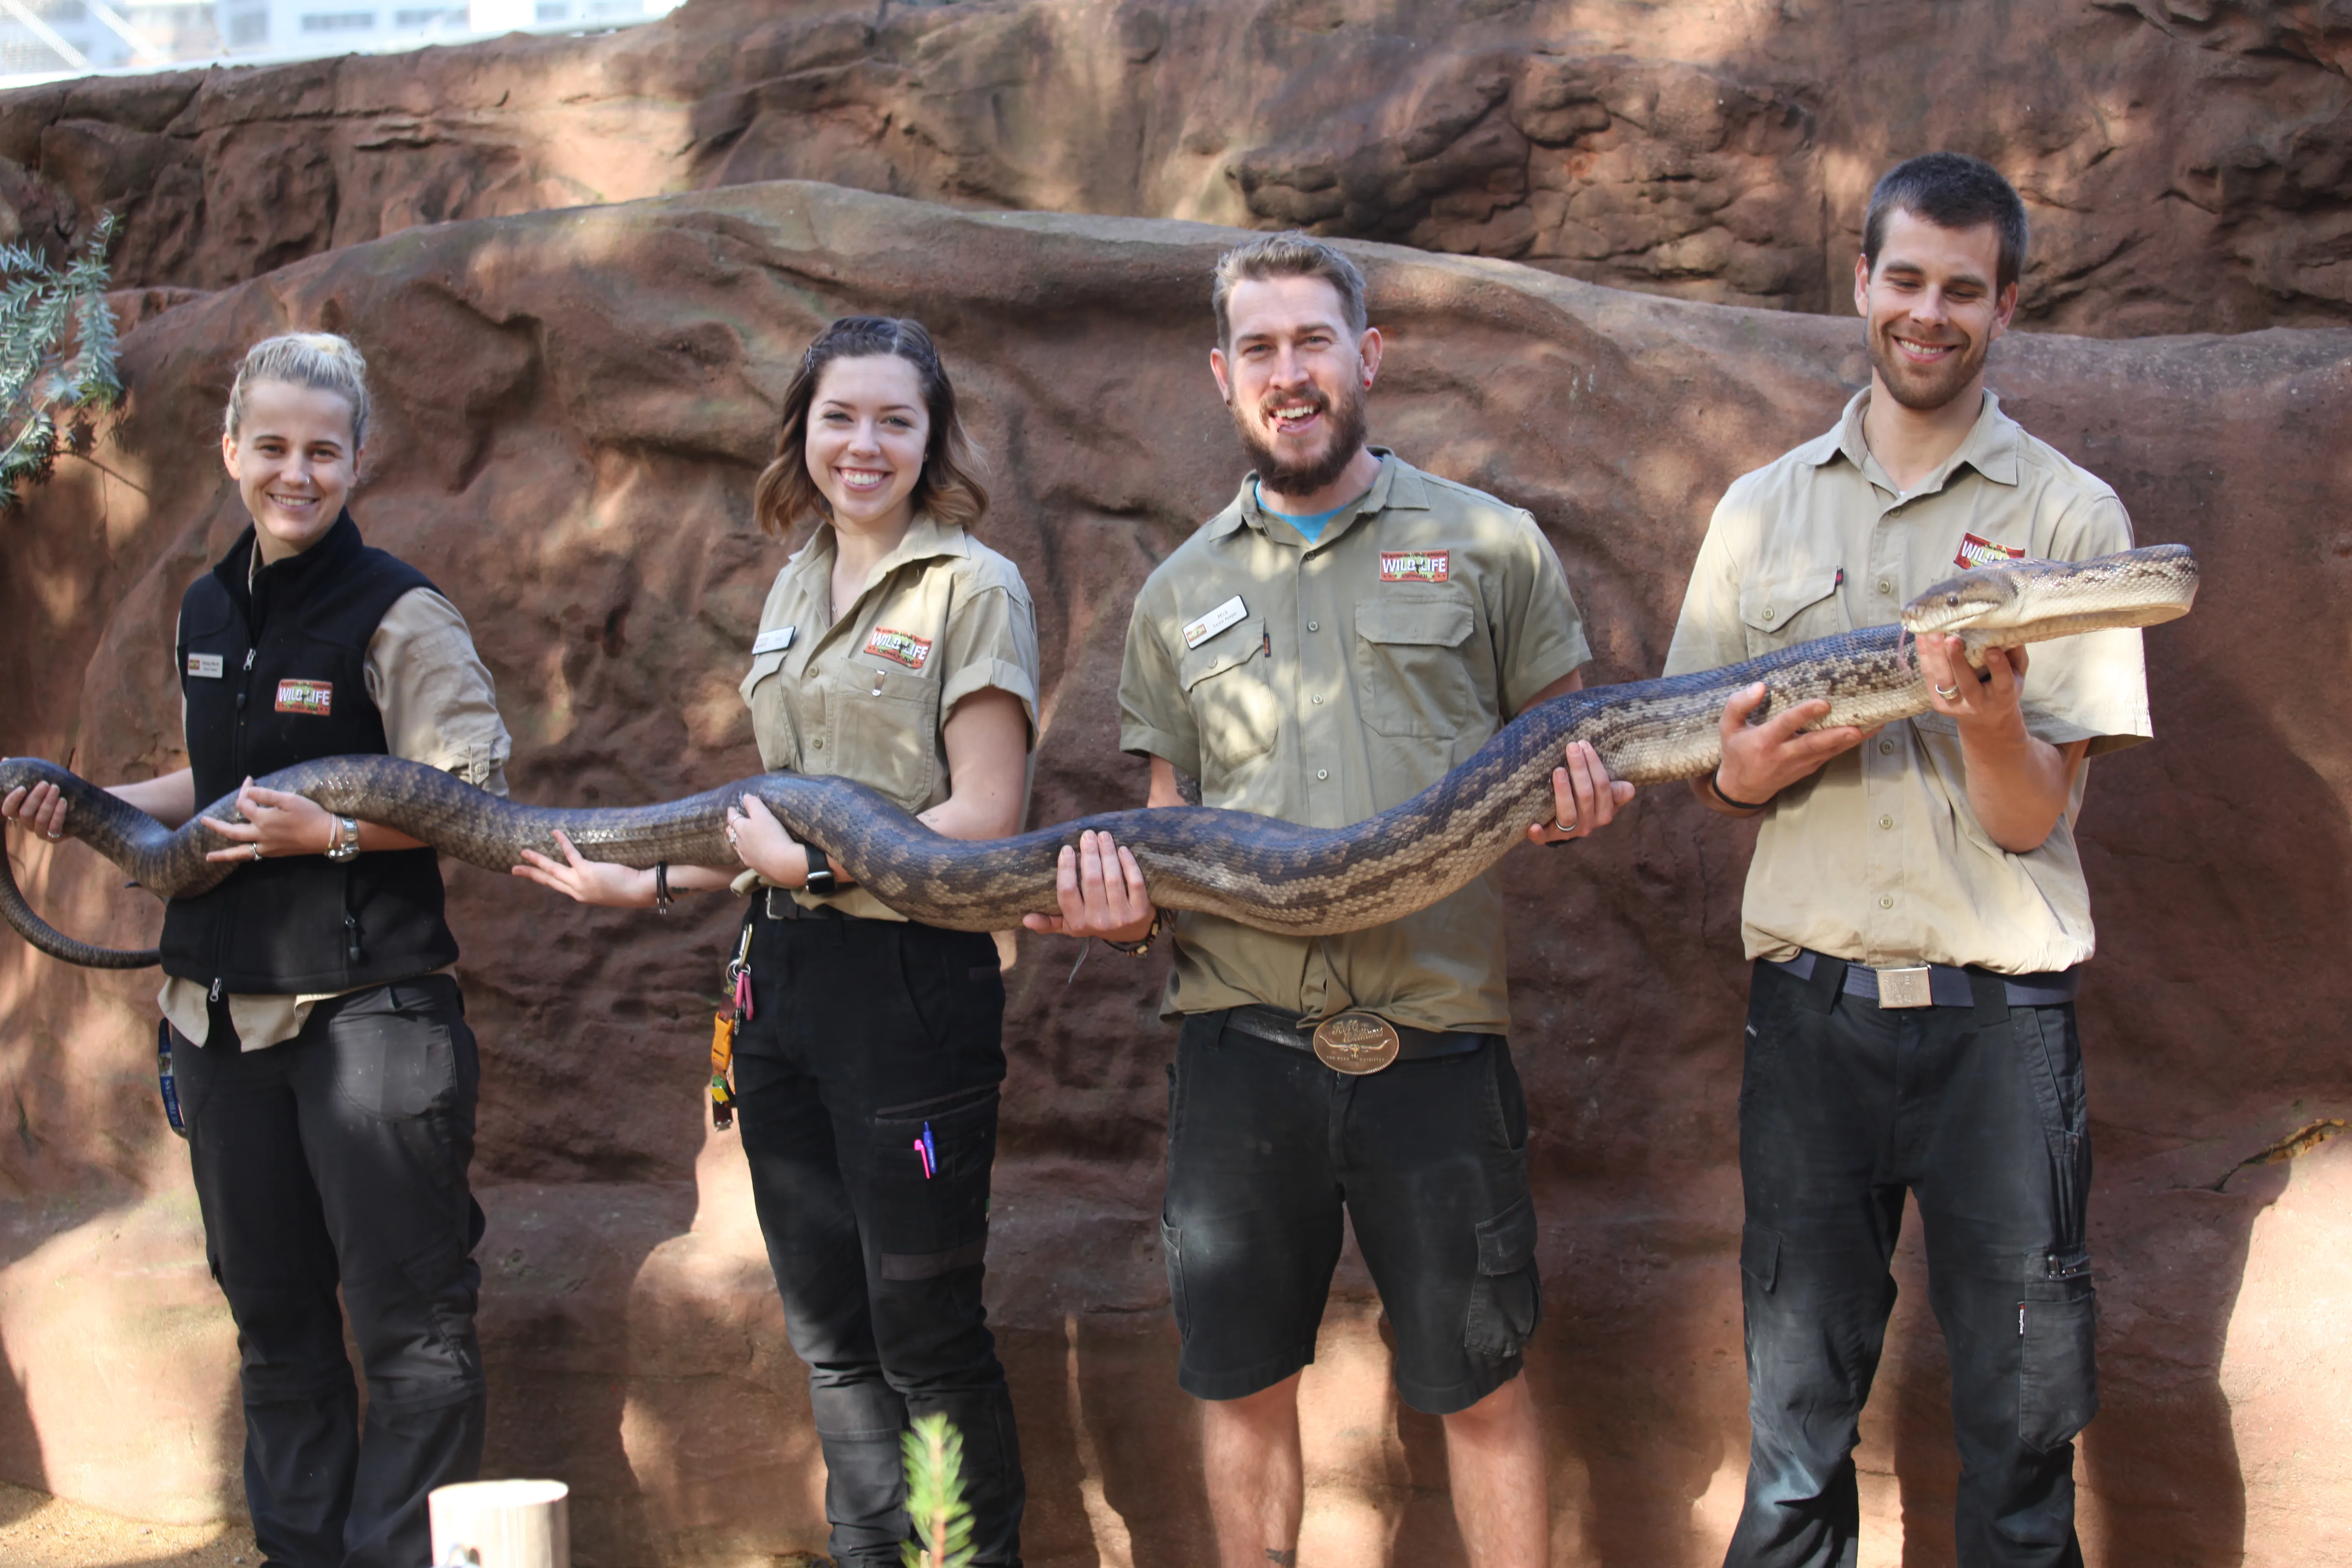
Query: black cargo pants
[
  {"left": 171, "top": 974, "right": 486, "bottom": 1568},
  {"left": 1725, "top": 957, "right": 2097, "bottom": 1568},
  {"left": 730, "top": 901, "right": 1025, "bottom": 1568}
]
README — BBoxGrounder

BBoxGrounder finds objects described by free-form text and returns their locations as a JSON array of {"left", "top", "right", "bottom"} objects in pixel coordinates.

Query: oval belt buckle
[{"left": 1312, "top": 1010, "right": 1401, "bottom": 1075}]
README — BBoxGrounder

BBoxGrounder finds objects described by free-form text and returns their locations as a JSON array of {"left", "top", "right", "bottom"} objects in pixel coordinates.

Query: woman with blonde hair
[
  {"left": 3, "top": 331, "right": 512, "bottom": 1568},
  {"left": 515, "top": 315, "right": 1037, "bottom": 1565}
]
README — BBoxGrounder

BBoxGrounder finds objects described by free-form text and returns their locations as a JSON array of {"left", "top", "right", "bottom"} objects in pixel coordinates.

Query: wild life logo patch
[
  {"left": 1953, "top": 533, "right": 2027, "bottom": 571},
  {"left": 275, "top": 679, "right": 333, "bottom": 717},
  {"left": 864, "top": 627, "right": 932, "bottom": 671},
  {"left": 1380, "top": 550, "right": 1450, "bottom": 583}
]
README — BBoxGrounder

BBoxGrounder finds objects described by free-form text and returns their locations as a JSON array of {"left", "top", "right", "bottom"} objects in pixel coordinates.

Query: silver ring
[
  {"left": 726, "top": 830, "right": 739, "bottom": 847},
  {"left": 248, "top": 842, "right": 264, "bottom": 861},
  {"left": 39, "top": 828, "right": 64, "bottom": 841},
  {"left": 1933, "top": 682, "right": 1960, "bottom": 700},
  {"left": 1550, "top": 817, "right": 1579, "bottom": 835}
]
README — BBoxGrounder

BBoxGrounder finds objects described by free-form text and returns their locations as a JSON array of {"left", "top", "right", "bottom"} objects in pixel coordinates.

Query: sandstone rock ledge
[{"left": 0, "top": 181, "right": 2347, "bottom": 1565}]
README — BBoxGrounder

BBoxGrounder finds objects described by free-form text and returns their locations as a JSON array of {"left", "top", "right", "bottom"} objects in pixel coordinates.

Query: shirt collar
[
  {"left": 791, "top": 511, "right": 969, "bottom": 579},
  {"left": 1212, "top": 448, "right": 1421, "bottom": 544},
  {"left": 1818, "top": 388, "right": 2022, "bottom": 494}
]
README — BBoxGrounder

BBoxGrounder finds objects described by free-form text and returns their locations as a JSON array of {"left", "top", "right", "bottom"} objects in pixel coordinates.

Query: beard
[
  {"left": 1234, "top": 379, "right": 1370, "bottom": 497},
  {"left": 1866, "top": 318, "right": 1989, "bottom": 413}
]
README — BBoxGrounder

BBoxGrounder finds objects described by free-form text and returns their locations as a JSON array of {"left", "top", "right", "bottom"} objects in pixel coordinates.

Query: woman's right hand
[
  {"left": 0, "top": 783, "right": 68, "bottom": 842},
  {"left": 511, "top": 828, "right": 655, "bottom": 907}
]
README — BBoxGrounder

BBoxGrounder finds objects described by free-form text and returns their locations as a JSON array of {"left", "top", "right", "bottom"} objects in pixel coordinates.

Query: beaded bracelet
[{"left": 1101, "top": 910, "right": 1163, "bottom": 957}]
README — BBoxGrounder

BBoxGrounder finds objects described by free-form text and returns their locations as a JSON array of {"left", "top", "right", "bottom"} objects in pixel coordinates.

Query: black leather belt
[
  {"left": 1769, "top": 949, "right": 2081, "bottom": 1011},
  {"left": 1216, "top": 1003, "right": 1491, "bottom": 1066}
]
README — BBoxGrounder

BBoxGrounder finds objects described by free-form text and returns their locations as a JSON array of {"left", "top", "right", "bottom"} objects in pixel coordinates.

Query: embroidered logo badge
[
  {"left": 1380, "top": 550, "right": 1450, "bottom": 583},
  {"left": 274, "top": 679, "right": 332, "bottom": 717},
  {"left": 1953, "top": 533, "right": 2026, "bottom": 570},
  {"left": 864, "top": 627, "right": 932, "bottom": 670},
  {"left": 186, "top": 652, "right": 223, "bottom": 680}
]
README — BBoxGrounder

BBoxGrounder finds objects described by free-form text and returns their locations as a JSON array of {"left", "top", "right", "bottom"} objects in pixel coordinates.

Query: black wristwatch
[{"left": 802, "top": 845, "right": 837, "bottom": 898}]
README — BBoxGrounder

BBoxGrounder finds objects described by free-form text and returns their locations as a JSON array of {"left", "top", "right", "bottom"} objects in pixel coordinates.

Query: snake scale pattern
[{"left": 0, "top": 546, "right": 2200, "bottom": 969}]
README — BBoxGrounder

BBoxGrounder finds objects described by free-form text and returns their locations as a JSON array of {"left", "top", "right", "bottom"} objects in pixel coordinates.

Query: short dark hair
[
  {"left": 1211, "top": 232, "right": 1368, "bottom": 348},
  {"left": 1861, "top": 153, "right": 2029, "bottom": 294},
  {"left": 751, "top": 316, "right": 988, "bottom": 537}
]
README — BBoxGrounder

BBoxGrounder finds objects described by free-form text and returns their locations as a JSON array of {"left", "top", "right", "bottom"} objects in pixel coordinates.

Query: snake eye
[{"left": 1946, "top": 595, "right": 1960, "bottom": 606}]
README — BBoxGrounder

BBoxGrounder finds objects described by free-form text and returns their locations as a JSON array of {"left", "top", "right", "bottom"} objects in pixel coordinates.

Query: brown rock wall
[
  {"left": 0, "top": 183, "right": 2348, "bottom": 1564},
  {"left": 5, "top": 0, "right": 2352, "bottom": 334}
]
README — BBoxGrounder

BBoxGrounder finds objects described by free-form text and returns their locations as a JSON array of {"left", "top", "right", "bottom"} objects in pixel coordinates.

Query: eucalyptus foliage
[
  {"left": 901, "top": 1412, "right": 976, "bottom": 1568},
  {"left": 0, "top": 211, "right": 121, "bottom": 511}
]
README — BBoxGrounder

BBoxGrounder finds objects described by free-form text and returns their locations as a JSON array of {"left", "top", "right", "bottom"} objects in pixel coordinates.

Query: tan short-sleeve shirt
[
  {"left": 1119, "top": 451, "right": 1591, "bottom": 1033},
  {"left": 1663, "top": 390, "right": 2152, "bottom": 974},
  {"left": 741, "top": 513, "right": 1041, "bottom": 923}
]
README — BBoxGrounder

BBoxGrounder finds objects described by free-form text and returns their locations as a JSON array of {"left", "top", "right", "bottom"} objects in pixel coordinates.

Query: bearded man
[
  {"left": 1027, "top": 231, "right": 1629, "bottom": 1567},
  {"left": 1667, "top": 154, "right": 2150, "bottom": 1567}
]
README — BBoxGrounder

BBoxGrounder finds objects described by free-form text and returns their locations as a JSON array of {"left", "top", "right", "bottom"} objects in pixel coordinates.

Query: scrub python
[{"left": 1, "top": 544, "right": 2199, "bottom": 969}]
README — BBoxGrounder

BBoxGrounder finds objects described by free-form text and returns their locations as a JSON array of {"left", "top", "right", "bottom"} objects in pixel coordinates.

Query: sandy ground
[{"left": 0, "top": 1481, "right": 259, "bottom": 1568}]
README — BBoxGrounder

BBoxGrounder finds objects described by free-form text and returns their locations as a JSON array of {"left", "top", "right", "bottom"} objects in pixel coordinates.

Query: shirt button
[
  {"left": 1761, "top": 607, "right": 1777, "bottom": 622},
  {"left": 812, "top": 738, "right": 824, "bottom": 750},
  {"left": 1307, "top": 621, "right": 1320, "bottom": 632},
  {"left": 1877, "top": 578, "right": 1893, "bottom": 595},
  {"left": 1311, "top": 694, "right": 1323, "bottom": 704},
  {"left": 1878, "top": 815, "right": 1893, "bottom": 829},
  {"left": 1316, "top": 769, "right": 1330, "bottom": 781},
  {"left": 1878, "top": 894, "right": 1894, "bottom": 909},
  {"left": 1878, "top": 739, "right": 1895, "bottom": 755}
]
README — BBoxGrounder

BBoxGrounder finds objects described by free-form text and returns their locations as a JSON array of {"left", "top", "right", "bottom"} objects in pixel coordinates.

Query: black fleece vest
[{"left": 158, "top": 513, "right": 460, "bottom": 994}]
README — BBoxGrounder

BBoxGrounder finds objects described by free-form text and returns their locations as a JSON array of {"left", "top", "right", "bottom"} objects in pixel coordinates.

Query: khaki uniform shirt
[
  {"left": 741, "top": 513, "right": 1040, "bottom": 923},
  {"left": 162, "top": 586, "right": 513, "bottom": 1050},
  {"left": 1119, "top": 452, "right": 1590, "bottom": 1034},
  {"left": 1663, "top": 390, "right": 2151, "bottom": 974}
]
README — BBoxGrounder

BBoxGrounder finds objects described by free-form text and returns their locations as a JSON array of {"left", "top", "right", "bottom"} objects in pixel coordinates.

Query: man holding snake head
[
  {"left": 1669, "top": 153, "right": 2152, "bottom": 1567},
  {"left": 1032, "top": 232, "right": 1628, "bottom": 1568}
]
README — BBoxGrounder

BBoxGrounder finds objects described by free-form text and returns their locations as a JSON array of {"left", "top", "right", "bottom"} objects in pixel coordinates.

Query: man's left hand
[
  {"left": 1527, "top": 740, "right": 1635, "bottom": 846},
  {"left": 1916, "top": 634, "right": 2029, "bottom": 732}
]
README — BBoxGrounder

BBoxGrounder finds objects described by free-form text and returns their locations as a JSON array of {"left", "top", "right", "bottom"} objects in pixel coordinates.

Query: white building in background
[
  {"left": 213, "top": 0, "right": 667, "bottom": 57},
  {"left": 0, "top": 0, "right": 671, "bottom": 84},
  {"left": 0, "top": 0, "right": 218, "bottom": 79}
]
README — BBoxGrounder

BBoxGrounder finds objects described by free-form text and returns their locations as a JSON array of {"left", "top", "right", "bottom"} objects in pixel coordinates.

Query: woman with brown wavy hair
[{"left": 513, "top": 316, "right": 1035, "bottom": 1566}]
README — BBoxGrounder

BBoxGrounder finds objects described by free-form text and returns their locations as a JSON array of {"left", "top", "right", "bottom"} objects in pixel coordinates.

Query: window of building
[
  {"left": 225, "top": 7, "right": 266, "bottom": 40},
  {"left": 299, "top": 10, "right": 375, "bottom": 28},
  {"left": 533, "top": 0, "right": 564, "bottom": 19},
  {"left": 392, "top": 5, "right": 465, "bottom": 23}
]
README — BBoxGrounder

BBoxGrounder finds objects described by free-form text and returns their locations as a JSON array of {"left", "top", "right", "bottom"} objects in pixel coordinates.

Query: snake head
[{"left": 1901, "top": 561, "right": 2034, "bottom": 637}]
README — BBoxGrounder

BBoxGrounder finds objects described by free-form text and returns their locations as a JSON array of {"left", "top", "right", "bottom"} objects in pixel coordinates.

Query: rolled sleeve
[
  {"left": 938, "top": 583, "right": 1042, "bottom": 742},
  {"left": 1492, "top": 511, "right": 1592, "bottom": 712},
  {"left": 364, "top": 588, "right": 513, "bottom": 797},
  {"left": 1662, "top": 487, "right": 1758, "bottom": 678},
  {"left": 1117, "top": 586, "right": 1200, "bottom": 776},
  {"left": 2020, "top": 493, "right": 2152, "bottom": 754}
]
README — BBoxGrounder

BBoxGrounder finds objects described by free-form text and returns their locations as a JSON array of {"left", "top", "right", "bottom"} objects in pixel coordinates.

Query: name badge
[
  {"left": 1182, "top": 595, "right": 1246, "bottom": 650},
  {"left": 865, "top": 627, "right": 932, "bottom": 671},
  {"left": 275, "top": 679, "right": 332, "bottom": 717},
  {"left": 752, "top": 626, "right": 795, "bottom": 655},
  {"left": 1380, "top": 550, "right": 1450, "bottom": 583},
  {"left": 186, "top": 652, "right": 223, "bottom": 679},
  {"left": 1954, "top": 533, "right": 2026, "bottom": 570}
]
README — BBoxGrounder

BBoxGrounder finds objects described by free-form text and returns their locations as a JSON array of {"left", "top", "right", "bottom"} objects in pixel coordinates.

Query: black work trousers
[
  {"left": 170, "top": 974, "right": 486, "bottom": 1568},
  {"left": 731, "top": 904, "right": 1024, "bottom": 1567},
  {"left": 1725, "top": 959, "right": 2097, "bottom": 1568}
]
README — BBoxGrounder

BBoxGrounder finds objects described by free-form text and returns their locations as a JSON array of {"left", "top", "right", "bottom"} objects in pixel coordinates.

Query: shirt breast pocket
[
  {"left": 1354, "top": 591, "right": 1478, "bottom": 739},
  {"left": 1180, "top": 616, "right": 1278, "bottom": 783},
  {"left": 1737, "top": 570, "right": 1845, "bottom": 655},
  {"left": 834, "top": 652, "right": 941, "bottom": 809}
]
